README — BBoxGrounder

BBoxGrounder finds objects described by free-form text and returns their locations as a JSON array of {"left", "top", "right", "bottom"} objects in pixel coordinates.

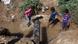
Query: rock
[
  {"left": 0, "top": 36, "right": 17, "bottom": 44},
  {"left": 15, "top": 38, "right": 34, "bottom": 44},
  {"left": 41, "top": 6, "right": 49, "bottom": 13},
  {"left": 1, "top": 0, "right": 11, "bottom": 5},
  {"left": 49, "top": 30, "right": 78, "bottom": 44}
]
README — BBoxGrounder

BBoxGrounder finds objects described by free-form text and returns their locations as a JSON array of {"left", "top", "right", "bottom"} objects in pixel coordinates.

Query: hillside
[{"left": 0, "top": 0, "right": 78, "bottom": 44}]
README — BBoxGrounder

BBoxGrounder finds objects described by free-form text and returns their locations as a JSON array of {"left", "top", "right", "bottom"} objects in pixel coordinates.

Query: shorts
[
  {"left": 62, "top": 22, "right": 68, "bottom": 29},
  {"left": 28, "top": 16, "right": 31, "bottom": 21},
  {"left": 49, "top": 18, "right": 55, "bottom": 23}
]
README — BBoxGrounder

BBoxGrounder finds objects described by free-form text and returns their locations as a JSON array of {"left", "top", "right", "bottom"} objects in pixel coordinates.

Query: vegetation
[
  {"left": 19, "top": 0, "right": 42, "bottom": 16},
  {"left": 58, "top": 0, "right": 78, "bottom": 24}
]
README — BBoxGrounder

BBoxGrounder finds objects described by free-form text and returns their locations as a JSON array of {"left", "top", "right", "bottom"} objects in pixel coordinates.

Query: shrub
[
  {"left": 58, "top": 0, "right": 78, "bottom": 24},
  {"left": 19, "top": 0, "right": 42, "bottom": 16}
]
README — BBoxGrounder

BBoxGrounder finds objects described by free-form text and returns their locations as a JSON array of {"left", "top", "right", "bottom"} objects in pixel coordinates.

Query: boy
[
  {"left": 24, "top": 6, "right": 32, "bottom": 27},
  {"left": 62, "top": 9, "right": 71, "bottom": 30},
  {"left": 49, "top": 7, "right": 59, "bottom": 26}
]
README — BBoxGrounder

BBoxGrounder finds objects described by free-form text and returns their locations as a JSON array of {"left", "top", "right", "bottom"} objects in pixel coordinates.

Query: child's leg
[
  {"left": 62, "top": 23, "right": 64, "bottom": 30},
  {"left": 50, "top": 18, "right": 55, "bottom": 25},
  {"left": 28, "top": 16, "right": 31, "bottom": 23},
  {"left": 67, "top": 22, "right": 70, "bottom": 29},
  {"left": 65, "top": 22, "right": 70, "bottom": 30},
  {"left": 62, "top": 22, "right": 68, "bottom": 30},
  {"left": 49, "top": 19, "right": 54, "bottom": 25},
  {"left": 27, "top": 16, "right": 31, "bottom": 27},
  {"left": 24, "top": 16, "right": 27, "bottom": 20},
  {"left": 48, "top": 18, "right": 52, "bottom": 27},
  {"left": 49, "top": 18, "right": 52, "bottom": 23},
  {"left": 62, "top": 22, "right": 66, "bottom": 30}
]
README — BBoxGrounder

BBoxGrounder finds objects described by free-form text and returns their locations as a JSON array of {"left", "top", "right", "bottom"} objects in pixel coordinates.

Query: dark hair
[
  {"left": 25, "top": 5, "right": 32, "bottom": 11},
  {"left": 64, "top": 9, "right": 69, "bottom": 13},
  {"left": 51, "top": 7, "right": 55, "bottom": 12}
]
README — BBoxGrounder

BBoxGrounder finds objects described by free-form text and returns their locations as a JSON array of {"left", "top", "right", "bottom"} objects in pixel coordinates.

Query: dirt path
[
  {"left": 39, "top": 1, "right": 78, "bottom": 43},
  {"left": 0, "top": 0, "right": 78, "bottom": 44},
  {"left": 39, "top": 10, "right": 78, "bottom": 44}
]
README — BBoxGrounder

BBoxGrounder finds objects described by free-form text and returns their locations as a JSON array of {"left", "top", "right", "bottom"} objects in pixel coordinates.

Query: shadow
[
  {"left": 31, "top": 40, "right": 36, "bottom": 44},
  {"left": 40, "top": 27, "right": 48, "bottom": 44},
  {"left": 32, "top": 16, "right": 43, "bottom": 23},
  {"left": 67, "top": 24, "right": 70, "bottom": 29},
  {"left": 65, "top": 0, "right": 70, "bottom": 2},
  {"left": 7, "top": 36, "right": 22, "bottom": 44},
  {"left": 25, "top": 30, "right": 33, "bottom": 38},
  {"left": 8, "top": 33, "right": 23, "bottom": 44},
  {"left": 0, "top": 28, "right": 10, "bottom": 36},
  {"left": 0, "top": 0, "right": 1, "bottom": 2},
  {"left": 52, "top": 18, "right": 60, "bottom": 26},
  {"left": 64, "top": 24, "right": 70, "bottom": 31},
  {"left": 49, "top": 18, "right": 60, "bottom": 27},
  {"left": 0, "top": 27, "right": 23, "bottom": 44}
]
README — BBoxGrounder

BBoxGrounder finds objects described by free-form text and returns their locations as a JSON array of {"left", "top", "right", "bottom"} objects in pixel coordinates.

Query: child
[
  {"left": 24, "top": 6, "right": 32, "bottom": 27},
  {"left": 49, "top": 7, "right": 58, "bottom": 26},
  {"left": 62, "top": 9, "right": 71, "bottom": 30}
]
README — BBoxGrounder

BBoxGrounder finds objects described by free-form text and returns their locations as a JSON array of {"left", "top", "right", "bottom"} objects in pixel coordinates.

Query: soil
[{"left": 0, "top": 0, "right": 78, "bottom": 44}]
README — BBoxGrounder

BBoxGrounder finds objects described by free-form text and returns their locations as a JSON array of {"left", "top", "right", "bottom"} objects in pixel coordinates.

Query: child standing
[
  {"left": 62, "top": 9, "right": 71, "bottom": 30},
  {"left": 49, "top": 7, "right": 58, "bottom": 26},
  {"left": 24, "top": 6, "right": 32, "bottom": 27}
]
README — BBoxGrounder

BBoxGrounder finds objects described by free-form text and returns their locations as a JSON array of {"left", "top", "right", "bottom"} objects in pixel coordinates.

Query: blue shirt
[{"left": 50, "top": 11, "right": 57, "bottom": 20}]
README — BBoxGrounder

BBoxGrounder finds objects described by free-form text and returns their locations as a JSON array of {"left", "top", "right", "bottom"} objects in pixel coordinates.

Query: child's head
[
  {"left": 51, "top": 7, "right": 55, "bottom": 12},
  {"left": 25, "top": 5, "right": 32, "bottom": 11},
  {"left": 64, "top": 9, "right": 69, "bottom": 13}
]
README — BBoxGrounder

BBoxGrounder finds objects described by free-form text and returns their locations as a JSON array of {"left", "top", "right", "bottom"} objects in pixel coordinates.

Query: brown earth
[{"left": 0, "top": 0, "right": 78, "bottom": 44}]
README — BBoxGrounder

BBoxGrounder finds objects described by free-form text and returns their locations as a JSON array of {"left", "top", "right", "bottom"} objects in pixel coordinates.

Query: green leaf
[{"left": 58, "top": 0, "right": 78, "bottom": 24}]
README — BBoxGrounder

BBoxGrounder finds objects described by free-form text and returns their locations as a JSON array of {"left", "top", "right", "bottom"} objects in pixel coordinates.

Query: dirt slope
[{"left": 0, "top": 0, "right": 78, "bottom": 44}]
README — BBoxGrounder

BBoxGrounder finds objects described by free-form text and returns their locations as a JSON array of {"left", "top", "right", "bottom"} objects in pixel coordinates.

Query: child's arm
[
  {"left": 57, "top": 12, "right": 62, "bottom": 18},
  {"left": 56, "top": 12, "right": 62, "bottom": 22},
  {"left": 68, "top": 15, "right": 71, "bottom": 25}
]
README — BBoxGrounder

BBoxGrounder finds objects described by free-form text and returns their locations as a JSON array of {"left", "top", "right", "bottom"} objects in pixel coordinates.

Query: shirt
[
  {"left": 50, "top": 11, "right": 57, "bottom": 20},
  {"left": 63, "top": 13, "right": 71, "bottom": 23},
  {"left": 24, "top": 8, "right": 32, "bottom": 16}
]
